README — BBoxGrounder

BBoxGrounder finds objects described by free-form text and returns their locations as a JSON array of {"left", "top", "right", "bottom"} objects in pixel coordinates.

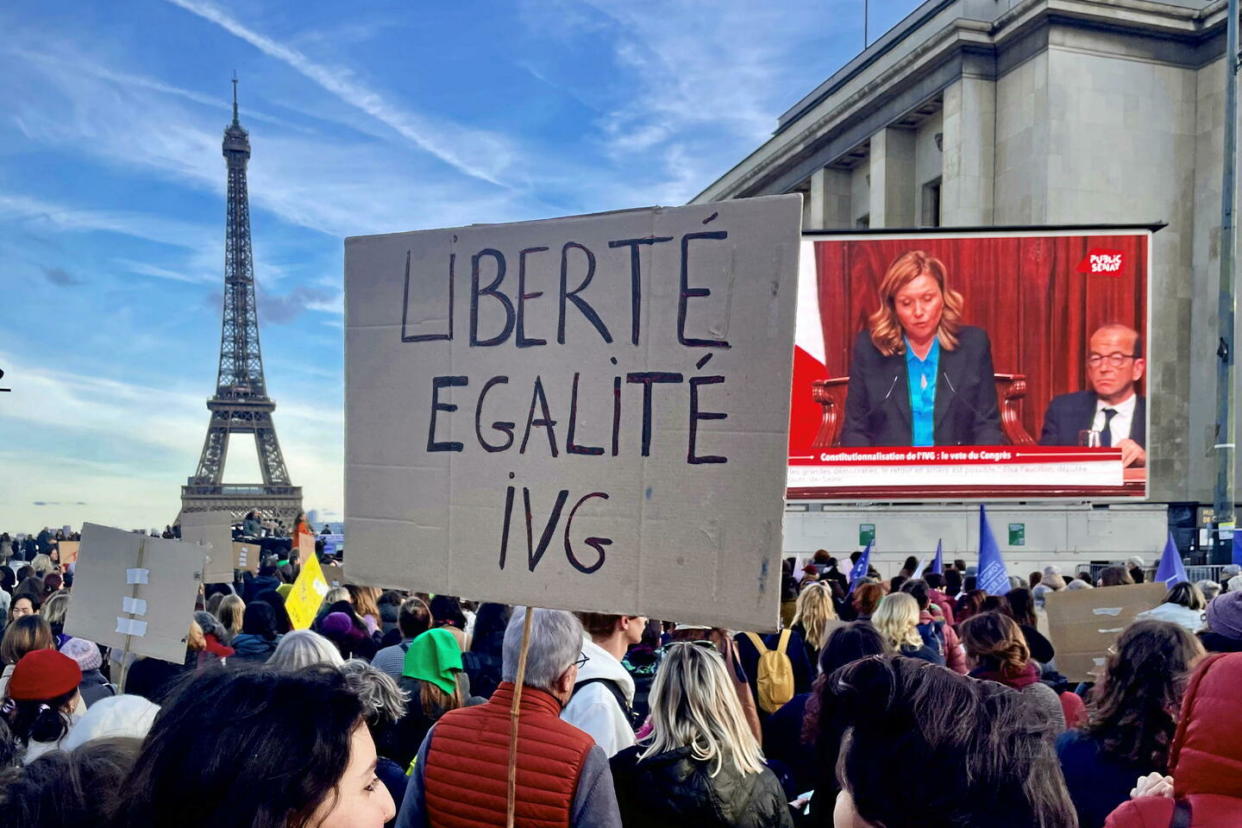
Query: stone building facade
[{"left": 693, "top": 0, "right": 1238, "bottom": 518}]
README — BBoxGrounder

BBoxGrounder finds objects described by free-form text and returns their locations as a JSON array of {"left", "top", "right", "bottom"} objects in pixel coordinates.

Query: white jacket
[
  {"left": 1135, "top": 602, "right": 1205, "bottom": 632},
  {"left": 560, "top": 634, "right": 636, "bottom": 758}
]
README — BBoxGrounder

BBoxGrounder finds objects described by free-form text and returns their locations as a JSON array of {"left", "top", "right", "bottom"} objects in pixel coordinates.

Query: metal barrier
[{"left": 1075, "top": 562, "right": 1235, "bottom": 585}]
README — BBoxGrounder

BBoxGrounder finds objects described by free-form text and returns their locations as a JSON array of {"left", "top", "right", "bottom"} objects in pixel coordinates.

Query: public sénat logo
[{"left": 1075, "top": 249, "right": 1125, "bottom": 275}]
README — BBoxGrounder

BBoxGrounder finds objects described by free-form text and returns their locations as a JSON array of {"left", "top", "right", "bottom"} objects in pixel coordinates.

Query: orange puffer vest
[{"left": 422, "top": 682, "right": 595, "bottom": 828}]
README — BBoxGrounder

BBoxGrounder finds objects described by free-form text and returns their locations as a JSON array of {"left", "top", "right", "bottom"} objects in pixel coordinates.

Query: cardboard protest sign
[
  {"left": 57, "top": 540, "right": 80, "bottom": 566},
  {"left": 63, "top": 523, "right": 203, "bottom": 664},
  {"left": 298, "top": 531, "right": 316, "bottom": 564},
  {"left": 345, "top": 196, "right": 802, "bottom": 630},
  {"left": 180, "top": 511, "right": 235, "bottom": 583},
  {"left": 232, "top": 541, "right": 260, "bottom": 574},
  {"left": 1045, "top": 582, "right": 1166, "bottom": 682},
  {"left": 323, "top": 563, "right": 346, "bottom": 588},
  {"left": 286, "top": 554, "right": 330, "bottom": 630}
]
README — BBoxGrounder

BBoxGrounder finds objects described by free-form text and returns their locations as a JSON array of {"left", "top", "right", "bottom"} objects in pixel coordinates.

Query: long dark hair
[
  {"left": 5, "top": 687, "right": 78, "bottom": 749},
  {"left": 804, "top": 622, "right": 887, "bottom": 744},
  {"left": 0, "top": 736, "right": 140, "bottom": 826},
  {"left": 1084, "top": 620, "right": 1204, "bottom": 769},
  {"left": 829, "top": 656, "right": 1076, "bottom": 827},
  {"left": 241, "top": 602, "right": 278, "bottom": 640},
  {"left": 115, "top": 666, "right": 363, "bottom": 828}
]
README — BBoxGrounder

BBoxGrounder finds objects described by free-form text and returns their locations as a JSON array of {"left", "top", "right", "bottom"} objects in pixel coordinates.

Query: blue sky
[{"left": 0, "top": 0, "right": 919, "bottom": 533}]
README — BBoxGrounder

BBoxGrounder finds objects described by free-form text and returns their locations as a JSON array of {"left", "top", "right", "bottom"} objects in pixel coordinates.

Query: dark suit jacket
[
  {"left": 840, "top": 325, "right": 1004, "bottom": 447},
  {"left": 1039, "top": 390, "right": 1146, "bottom": 447}
]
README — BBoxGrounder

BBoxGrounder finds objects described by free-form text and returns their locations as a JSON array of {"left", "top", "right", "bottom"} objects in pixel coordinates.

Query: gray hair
[
  {"left": 266, "top": 629, "right": 344, "bottom": 671},
  {"left": 1197, "top": 579, "right": 1222, "bottom": 602},
  {"left": 502, "top": 607, "right": 582, "bottom": 691},
  {"left": 340, "top": 658, "right": 408, "bottom": 728}
]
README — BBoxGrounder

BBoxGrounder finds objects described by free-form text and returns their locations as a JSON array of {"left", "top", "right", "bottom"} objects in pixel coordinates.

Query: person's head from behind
[
  {"left": 340, "top": 659, "right": 408, "bottom": 741},
  {"left": 959, "top": 611, "right": 1030, "bottom": 676},
  {"left": 944, "top": 569, "right": 962, "bottom": 596},
  {"left": 502, "top": 608, "right": 581, "bottom": 703},
  {"left": 820, "top": 621, "right": 888, "bottom": 678},
  {"left": 793, "top": 582, "right": 838, "bottom": 652},
  {"left": 1098, "top": 564, "right": 1135, "bottom": 587},
  {"left": 0, "top": 736, "right": 142, "bottom": 827},
  {"left": 1163, "top": 581, "right": 1206, "bottom": 612},
  {"left": 397, "top": 596, "right": 432, "bottom": 640},
  {"left": 216, "top": 594, "right": 245, "bottom": 637},
  {"left": 1087, "top": 323, "right": 1144, "bottom": 404},
  {"left": 889, "top": 575, "right": 908, "bottom": 594},
  {"left": 9, "top": 593, "right": 38, "bottom": 623},
  {"left": 4, "top": 650, "right": 82, "bottom": 750},
  {"left": 115, "top": 666, "right": 394, "bottom": 828},
  {"left": 29, "top": 555, "right": 54, "bottom": 577},
  {"left": 813, "top": 549, "right": 831, "bottom": 565},
  {"left": 40, "top": 592, "right": 70, "bottom": 631},
  {"left": 404, "top": 627, "right": 467, "bottom": 715},
  {"left": 1005, "top": 588, "right": 1037, "bottom": 627},
  {"left": 979, "top": 594, "right": 1011, "bottom": 616},
  {"left": 259, "top": 556, "right": 279, "bottom": 578},
  {"left": 900, "top": 556, "right": 919, "bottom": 575},
  {"left": 267, "top": 630, "right": 345, "bottom": 671},
  {"left": 899, "top": 578, "right": 931, "bottom": 611},
  {"left": 1197, "top": 579, "right": 1222, "bottom": 602},
  {"left": 924, "top": 572, "right": 944, "bottom": 591},
  {"left": 0, "top": 614, "right": 54, "bottom": 666},
  {"left": 871, "top": 593, "right": 922, "bottom": 653},
  {"left": 242, "top": 601, "right": 277, "bottom": 640},
  {"left": 642, "top": 641, "right": 764, "bottom": 777},
  {"left": 852, "top": 583, "right": 885, "bottom": 618},
  {"left": 346, "top": 585, "right": 381, "bottom": 620},
  {"left": 1204, "top": 591, "right": 1242, "bottom": 643},
  {"left": 869, "top": 249, "right": 965, "bottom": 356},
  {"left": 576, "top": 611, "right": 647, "bottom": 649},
  {"left": 828, "top": 656, "right": 1075, "bottom": 827},
  {"left": 1086, "top": 619, "right": 1204, "bottom": 770},
  {"left": 429, "top": 595, "right": 467, "bottom": 630}
]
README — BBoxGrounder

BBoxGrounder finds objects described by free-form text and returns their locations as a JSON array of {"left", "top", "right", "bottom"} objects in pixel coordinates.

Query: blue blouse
[{"left": 905, "top": 337, "right": 939, "bottom": 446}]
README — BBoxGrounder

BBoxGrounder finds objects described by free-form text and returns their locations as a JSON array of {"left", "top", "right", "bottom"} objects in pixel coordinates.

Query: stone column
[
  {"left": 941, "top": 76, "right": 996, "bottom": 225},
  {"left": 869, "top": 127, "right": 917, "bottom": 228}
]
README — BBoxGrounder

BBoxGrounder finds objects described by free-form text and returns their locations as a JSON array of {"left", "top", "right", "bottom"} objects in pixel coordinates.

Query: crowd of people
[{"left": 2, "top": 528, "right": 1242, "bottom": 826}]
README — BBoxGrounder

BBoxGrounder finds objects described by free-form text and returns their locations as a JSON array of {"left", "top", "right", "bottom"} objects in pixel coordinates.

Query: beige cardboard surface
[
  {"left": 180, "top": 511, "right": 235, "bottom": 583},
  {"left": 1045, "top": 582, "right": 1165, "bottom": 682},
  {"left": 63, "top": 523, "right": 203, "bottom": 664},
  {"left": 344, "top": 197, "right": 801, "bottom": 631},
  {"left": 232, "top": 541, "right": 261, "bottom": 574},
  {"left": 323, "top": 563, "right": 346, "bottom": 587},
  {"left": 58, "top": 540, "right": 80, "bottom": 565}
]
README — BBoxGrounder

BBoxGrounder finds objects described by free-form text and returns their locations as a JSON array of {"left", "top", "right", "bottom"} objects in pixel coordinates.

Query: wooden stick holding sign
[{"left": 506, "top": 606, "right": 535, "bottom": 828}]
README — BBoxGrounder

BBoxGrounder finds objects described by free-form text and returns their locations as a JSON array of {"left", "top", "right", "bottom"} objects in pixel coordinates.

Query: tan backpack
[{"left": 744, "top": 629, "right": 795, "bottom": 714}]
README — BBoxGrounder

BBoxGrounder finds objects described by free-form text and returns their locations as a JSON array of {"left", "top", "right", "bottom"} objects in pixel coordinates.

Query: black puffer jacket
[{"left": 611, "top": 744, "right": 794, "bottom": 828}]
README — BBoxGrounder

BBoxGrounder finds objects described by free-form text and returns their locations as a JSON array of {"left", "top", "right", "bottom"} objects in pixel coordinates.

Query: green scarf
[{"left": 403, "top": 627, "right": 463, "bottom": 695}]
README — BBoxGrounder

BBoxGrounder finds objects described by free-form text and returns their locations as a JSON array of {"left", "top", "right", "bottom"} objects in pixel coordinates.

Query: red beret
[{"left": 8, "top": 649, "right": 81, "bottom": 701}]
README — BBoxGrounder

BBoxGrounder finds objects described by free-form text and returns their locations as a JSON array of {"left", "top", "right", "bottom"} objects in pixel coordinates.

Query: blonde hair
[
  {"left": 321, "top": 587, "right": 350, "bottom": 613},
  {"left": 868, "top": 250, "right": 965, "bottom": 357},
  {"left": 216, "top": 595, "right": 245, "bottom": 637},
  {"left": 40, "top": 592, "right": 70, "bottom": 629},
  {"left": 30, "top": 554, "right": 55, "bottom": 577},
  {"left": 792, "top": 582, "right": 837, "bottom": 651},
  {"left": 347, "top": 585, "right": 381, "bottom": 620},
  {"left": 641, "top": 642, "right": 765, "bottom": 778},
  {"left": 872, "top": 593, "right": 924, "bottom": 651}
]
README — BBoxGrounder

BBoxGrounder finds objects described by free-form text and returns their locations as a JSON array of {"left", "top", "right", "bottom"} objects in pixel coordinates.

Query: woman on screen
[{"left": 840, "top": 250, "right": 1003, "bottom": 447}]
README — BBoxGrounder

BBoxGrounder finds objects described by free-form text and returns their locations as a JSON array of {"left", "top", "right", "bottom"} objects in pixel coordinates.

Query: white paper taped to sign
[
  {"left": 122, "top": 597, "right": 148, "bottom": 616},
  {"left": 1097, "top": 627, "right": 1124, "bottom": 634},
  {"left": 1092, "top": 607, "right": 1123, "bottom": 616},
  {"left": 126, "top": 568, "right": 150, "bottom": 585},
  {"left": 115, "top": 617, "right": 149, "bottom": 637},
  {"left": 344, "top": 196, "right": 802, "bottom": 632}
]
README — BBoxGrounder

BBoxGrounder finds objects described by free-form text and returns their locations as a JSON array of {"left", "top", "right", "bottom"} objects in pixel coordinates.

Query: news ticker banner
[{"left": 788, "top": 445, "right": 1126, "bottom": 491}]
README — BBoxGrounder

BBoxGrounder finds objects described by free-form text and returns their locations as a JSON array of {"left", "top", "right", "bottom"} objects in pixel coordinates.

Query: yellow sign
[{"left": 286, "top": 554, "right": 330, "bottom": 630}]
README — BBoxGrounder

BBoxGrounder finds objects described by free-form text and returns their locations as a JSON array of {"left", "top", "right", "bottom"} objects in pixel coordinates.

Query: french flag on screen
[{"left": 789, "top": 242, "right": 829, "bottom": 457}]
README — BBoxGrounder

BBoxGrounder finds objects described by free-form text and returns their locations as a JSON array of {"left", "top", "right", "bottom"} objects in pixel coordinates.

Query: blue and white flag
[
  {"left": 1154, "top": 532, "right": 1187, "bottom": 587},
  {"left": 848, "top": 541, "right": 872, "bottom": 593},
  {"left": 977, "top": 506, "right": 1009, "bottom": 595},
  {"left": 930, "top": 539, "right": 944, "bottom": 575}
]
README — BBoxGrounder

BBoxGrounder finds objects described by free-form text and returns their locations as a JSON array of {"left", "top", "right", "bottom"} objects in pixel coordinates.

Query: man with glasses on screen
[{"left": 1039, "top": 323, "right": 1146, "bottom": 467}]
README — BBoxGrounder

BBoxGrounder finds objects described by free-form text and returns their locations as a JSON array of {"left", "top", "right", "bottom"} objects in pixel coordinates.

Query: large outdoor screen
[{"left": 787, "top": 229, "right": 1152, "bottom": 500}]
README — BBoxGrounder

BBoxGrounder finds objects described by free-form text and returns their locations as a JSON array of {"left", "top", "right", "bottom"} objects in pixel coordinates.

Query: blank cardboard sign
[
  {"left": 63, "top": 523, "right": 203, "bottom": 664},
  {"left": 180, "top": 511, "right": 235, "bottom": 584},
  {"left": 345, "top": 197, "right": 801, "bottom": 631},
  {"left": 1045, "top": 582, "right": 1166, "bottom": 682}
]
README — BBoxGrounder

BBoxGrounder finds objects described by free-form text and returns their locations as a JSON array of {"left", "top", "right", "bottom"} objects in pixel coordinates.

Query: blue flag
[
  {"left": 1154, "top": 532, "right": 1187, "bottom": 587},
  {"left": 930, "top": 540, "right": 944, "bottom": 575},
  {"left": 977, "top": 505, "right": 1009, "bottom": 595},
  {"left": 848, "top": 541, "right": 872, "bottom": 593},
  {"left": 1233, "top": 533, "right": 1242, "bottom": 567}
]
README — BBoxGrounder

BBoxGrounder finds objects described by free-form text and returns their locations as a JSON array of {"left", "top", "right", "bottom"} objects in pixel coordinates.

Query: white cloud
[{"left": 165, "top": 0, "right": 520, "bottom": 189}]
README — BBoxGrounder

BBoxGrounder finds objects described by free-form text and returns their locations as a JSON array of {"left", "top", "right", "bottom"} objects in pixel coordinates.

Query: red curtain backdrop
[{"left": 813, "top": 234, "right": 1148, "bottom": 440}]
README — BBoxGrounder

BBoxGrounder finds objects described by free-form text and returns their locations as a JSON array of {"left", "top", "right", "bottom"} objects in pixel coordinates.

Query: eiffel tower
[{"left": 181, "top": 80, "right": 302, "bottom": 525}]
